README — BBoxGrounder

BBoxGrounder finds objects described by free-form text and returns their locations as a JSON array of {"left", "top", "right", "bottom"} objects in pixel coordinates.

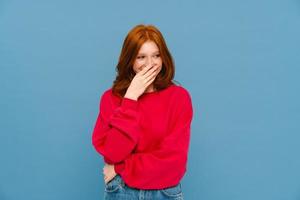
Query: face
[{"left": 133, "top": 41, "right": 163, "bottom": 74}]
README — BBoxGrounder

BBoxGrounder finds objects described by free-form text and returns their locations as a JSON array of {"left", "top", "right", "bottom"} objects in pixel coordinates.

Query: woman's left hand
[{"left": 103, "top": 163, "right": 117, "bottom": 184}]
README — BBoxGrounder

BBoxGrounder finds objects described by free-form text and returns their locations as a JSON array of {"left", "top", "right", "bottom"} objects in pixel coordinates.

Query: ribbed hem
[{"left": 121, "top": 98, "right": 139, "bottom": 110}]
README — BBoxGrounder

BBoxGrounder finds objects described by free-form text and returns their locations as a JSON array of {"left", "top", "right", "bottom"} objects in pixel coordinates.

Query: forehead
[{"left": 138, "top": 41, "right": 159, "bottom": 54}]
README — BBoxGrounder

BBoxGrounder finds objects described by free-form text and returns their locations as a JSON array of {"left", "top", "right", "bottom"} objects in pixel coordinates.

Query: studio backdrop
[{"left": 0, "top": 0, "right": 300, "bottom": 200}]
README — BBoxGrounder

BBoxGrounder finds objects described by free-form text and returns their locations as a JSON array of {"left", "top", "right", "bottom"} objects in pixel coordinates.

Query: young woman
[{"left": 92, "top": 24, "right": 193, "bottom": 200}]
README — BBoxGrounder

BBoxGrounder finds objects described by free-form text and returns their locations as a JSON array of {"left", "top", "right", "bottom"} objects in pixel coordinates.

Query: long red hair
[{"left": 112, "top": 24, "right": 176, "bottom": 98}]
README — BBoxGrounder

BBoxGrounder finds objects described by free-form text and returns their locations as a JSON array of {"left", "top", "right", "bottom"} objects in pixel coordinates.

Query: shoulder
[
  {"left": 168, "top": 83, "right": 193, "bottom": 118},
  {"left": 168, "top": 84, "right": 192, "bottom": 102},
  {"left": 102, "top": 88, "right": 113, "bottom": 98},
  {"left": 167, "top": 83, "right": 193, "bottom": 114},
  {"left": 99, "top": 88, "right": 112, "bottom": 101},
  {"left": 99, "top": 88, "right": 121, "bottom": 106}
]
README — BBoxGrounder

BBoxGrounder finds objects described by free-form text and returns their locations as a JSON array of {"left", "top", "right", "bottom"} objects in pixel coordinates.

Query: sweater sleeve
[
  {"left": 114, "top": 90, "right": 193, "bottom": 189},
  {"left": 92, "top": 91, "right": 141, "bottom": 164}
]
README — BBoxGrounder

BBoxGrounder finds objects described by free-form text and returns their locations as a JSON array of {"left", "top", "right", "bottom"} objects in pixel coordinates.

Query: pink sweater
[{"left": 92, "top": 84, "right": 193, "bottom": 189}]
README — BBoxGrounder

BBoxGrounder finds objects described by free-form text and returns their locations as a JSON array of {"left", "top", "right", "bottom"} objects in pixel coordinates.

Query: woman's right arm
[
  {"left": 91, "top": 91, "right": 140, "bottom": 164},
  {"left": 92, "top": 64, "right": 159, "bottom": 164}
]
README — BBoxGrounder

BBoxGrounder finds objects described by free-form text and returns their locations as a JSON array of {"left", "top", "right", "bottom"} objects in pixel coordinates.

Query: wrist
[{"left": 124, "top": 92, "right": 138, "bottom": 101}]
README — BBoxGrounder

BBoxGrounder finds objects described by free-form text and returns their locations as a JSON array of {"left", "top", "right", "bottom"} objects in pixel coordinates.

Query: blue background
[{"left": 1, "top": 0, "right": 300, "bottom": 199}]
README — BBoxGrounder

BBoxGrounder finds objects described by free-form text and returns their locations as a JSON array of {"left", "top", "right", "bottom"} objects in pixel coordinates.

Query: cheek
[
  {"left": 134, "top": 60, "right": 144, "bottom": 69},
  {"left": 157, "top": 59, "right": 163, "bottom": 68},
  {"left": 133, "top": 63, "right": 142, "bottom": 73},
  {"left": 158, "top": 58, "right": 162, "bottom": 64},
  {"left": 157, "top": 59, "right": 162, "bottom": 68},
  {"left": 158, "top": 66, "right": 163, "bottom": 73}
]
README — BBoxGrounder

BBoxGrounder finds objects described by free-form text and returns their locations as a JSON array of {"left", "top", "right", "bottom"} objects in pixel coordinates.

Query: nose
[{"left": 146, "top": 57, "right": 155, "bottom": 66}]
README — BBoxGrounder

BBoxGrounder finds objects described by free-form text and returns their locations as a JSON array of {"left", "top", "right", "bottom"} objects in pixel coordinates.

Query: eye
[
  {"left": 137, "top": 56, "right": 145, "bottom": 59},
  {"left": 154, "top": 54, "right": 160, "bottom": 58}
]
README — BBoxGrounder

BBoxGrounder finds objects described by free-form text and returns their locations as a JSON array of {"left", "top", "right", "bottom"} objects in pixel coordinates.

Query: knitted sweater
[{"left": 92, "top": 84, "right": 193, "bottom": 189}]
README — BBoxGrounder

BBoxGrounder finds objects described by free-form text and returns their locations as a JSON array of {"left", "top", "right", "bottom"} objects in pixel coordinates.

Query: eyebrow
[{"left": 137, "top": 51, "right": 160, "bottom": 55}]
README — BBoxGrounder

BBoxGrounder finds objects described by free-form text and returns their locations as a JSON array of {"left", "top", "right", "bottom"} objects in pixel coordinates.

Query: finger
[
  {"left": 140, "top": 64, "right": 154, "bottom": 75},
  {"left": 105, "top": 178, "right": 111, "bottom": 184},
  {"left": 104, "top": 177, "right": 109, "bottom": 183},
  {"left": 145, "top": 76, "right": 157, "bottom": 88},
  {"left": 142, "top": 65, "right": 159, "bottom": 79},
  {"left": 144, "top": 71, "right": 158, "bottom": 86},
  {"left": 144, "top": 66, "right": 160, "bottom": 80}
]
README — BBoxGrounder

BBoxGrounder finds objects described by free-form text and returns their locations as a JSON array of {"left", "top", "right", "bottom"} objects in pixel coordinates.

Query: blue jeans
[{"left": 104, "top": 174, "right": 184, "bottom": 200}]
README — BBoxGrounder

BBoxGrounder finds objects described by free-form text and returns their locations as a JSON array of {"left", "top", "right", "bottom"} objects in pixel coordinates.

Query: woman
[{"left": 92, "top": 24, "right": 193, "bottom": 200}]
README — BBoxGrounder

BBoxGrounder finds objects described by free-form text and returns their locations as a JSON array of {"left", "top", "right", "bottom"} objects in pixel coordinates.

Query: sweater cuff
[
  {"left": 114, "top": 162, "right": 125, "bottom": 174},
  {"left": 121, "top": 98, "right": 138, "bottom": 110}
]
